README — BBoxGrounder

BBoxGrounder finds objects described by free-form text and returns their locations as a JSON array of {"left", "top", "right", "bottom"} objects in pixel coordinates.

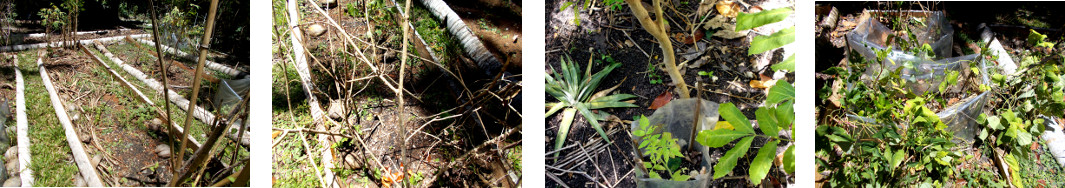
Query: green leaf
[
  {"left": 979, "top": 128, "right": 988, "bottom": 141},
  {"left": 772, "top": 54, "right": 795, "bottom": 73},
  {"left": 553, "top": 108, "right": 578, "bottom": 158},
  {"left": 987, "top": 116, "right": 1004, "bottom": 130},
  {"left": 573, "top": 103, "right": 611, "bottom": 144},
  {"left": 749, "top": 140, "right": 779, "bottom": 185},
  {"left": 891, "top": 149, "right": 906, "bottom": 169},
  {"left": 756, "top": 108, "right": 779, "bottom": 137},
  {"left": 774, "top": 100, "right": 794, "bottom": 128},
  {"left": 767, "top": 81, "right": 795, "bottom": 105},
  {"left": 783, "top": 145, "right": 794, "bottom": 174},
  {"left": 749, "top": 27, "right": 795, "bottom": 55},
  {"left": 720, "top": 103, "right": 755, "bottom": 134},
  {"left": 1017, "top": 131, "right": 1033, "bottom": 146},
  {"left": 714, "top": 136, "right": 754, "bottom": 179},
  {"left": 696, "top": 129, "right": 752, "bottom": 148},
  {"left": 735, "top": 8, "right": 793, "bottom": 31},
  {"left": 672, "top": 170, "right": 691, "bottom": 181}
]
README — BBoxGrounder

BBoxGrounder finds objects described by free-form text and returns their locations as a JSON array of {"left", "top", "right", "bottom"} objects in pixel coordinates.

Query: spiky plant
[{"left": 546, "top": 55, "right": 637, "bottom": 158}]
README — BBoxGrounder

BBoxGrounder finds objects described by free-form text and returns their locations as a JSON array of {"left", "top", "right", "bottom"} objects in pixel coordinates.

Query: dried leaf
[
  {"left": 716, "top": 0, "right": 741, "bottom": 18},
  {"left": 272, "top": 130, "right": 281, "bottom": 139},
  {"left": 749, "top": 75, "right": 777, "bottom": 89},
  {"left": 649, "top": 90, "right": 673, "bottom": 110},
  {"left": 696, "top": 0, "right": 719, "bottom": 17}
]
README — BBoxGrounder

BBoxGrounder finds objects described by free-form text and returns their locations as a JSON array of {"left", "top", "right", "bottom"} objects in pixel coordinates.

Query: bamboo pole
[
  {"left": 37, "top": 52, "right": 104, "bottom": 187},
  {"left": 125, "top": 36, "right": 220, "bottom": 83},
  {"left": 91, "top": 42, "right": 248, "bottom": 147},
  {"left": 287, "top": 0, "right": 336, "bottom": 187},
  {"left": 170, "top": 93, "right": 247, "bottom": 186},
  {"left": 79, "top": 44, "right": 203, "bottom": 150},
  {"left": 12, "top": 55, "right": 32, "bottom": 186},
  {"left": 398, "top": 0, "right": 412, "bottom": 186},
  {"left": 146, "top": 0, "right": 179, "bottom": 177},
  {"left": 174, "top": 0, "right": 222, "bottom": 184},
  {"left": 133, "top": 39, "right": 243, "bottom": 77}
]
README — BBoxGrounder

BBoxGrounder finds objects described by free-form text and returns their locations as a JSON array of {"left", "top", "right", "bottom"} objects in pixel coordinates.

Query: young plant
[
  {"left": 633, "top": 115, "right": 690, "bottom": 181},
  {"left": 696, "top": 81, "right": 794, "bottom": 185},
  {"left": 546, "top": 55, "right": 638, "bottom": 158}
]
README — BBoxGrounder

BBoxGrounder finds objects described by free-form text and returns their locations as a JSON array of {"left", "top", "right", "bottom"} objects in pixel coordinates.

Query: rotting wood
[
  {"left": 12, "top": 55, "right": 33, "bottom": 186},
  {"left": 91, "top": 42, "right": 249, "bottom": 147},
  {"left": 0, "top": 34, "right": 150, "bottom": 52},
  {"left": 79, "top": 44, "right": 203, "bottom": 150},
  {"left": 287, "top": 0, "right": 336, "bottom": 187},
  {"left": 133, "top": 39, "right": 243, "bottom": 77},
  {"left": 37, "top": 52, "right": 104, "bottom": 187},
  {"left": 417, "top": 0, "right": 504, "bottom": 76},
  {"left": 124, "top": 36, "right": 220, "bottom": 83}
]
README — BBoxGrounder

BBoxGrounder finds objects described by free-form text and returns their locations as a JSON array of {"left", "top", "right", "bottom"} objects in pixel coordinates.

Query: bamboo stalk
[
  {"left": 12, "top": 55, "right": 33, "bottom": 186},
  {"left": 170, "top": 93, "right": 248, "bottom": 186},
  {"left": 79, "top": 44, "right": 204, "bottom": 150},
  {"left": 209, "top": 160, "right": 249, "bottom": 187},
  {"left": 124, "top": 36, "right": 220, "bottom": 83},
  {"left": 146, "top": 0, "right": 179, "bottom": 178},
  {"left": 37, "top": 52, "right": 104, "bottom": 187}
]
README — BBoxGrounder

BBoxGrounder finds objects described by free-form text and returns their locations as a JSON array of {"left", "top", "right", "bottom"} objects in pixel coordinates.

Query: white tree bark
[
  {"left": 12, "top": 55, "right": 32, "bottom": 187},
  {"left": 91, "top": 42, "right": 250, "bottom": 147},
  {"left": 133, "top": 39, "right": 243, "bottom": 77},
  {"left": 37, "top": 53, "right": 104, "bottom": 187}
]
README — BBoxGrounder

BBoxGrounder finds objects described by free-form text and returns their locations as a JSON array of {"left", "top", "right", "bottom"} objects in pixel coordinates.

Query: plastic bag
[
  {"left": 630, "top": 98, "right": 718, "bottom": 188},
  {"left": 844, "top": 10, "right": 989, "bottom": 143},
  {"left": 846, "top": 10, "right": 954, "bottom": 62}
]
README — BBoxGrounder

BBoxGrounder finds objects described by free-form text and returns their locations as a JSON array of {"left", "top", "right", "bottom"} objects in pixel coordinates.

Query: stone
[
  {"left": 383, "top": 51, "right": 397, "bottom": 62},
  {"left": 149, "top": 118, "right": 163, "bottom": 132},
  {"left": 79, "top": 132, "right": 91, "bottom": 143},
  {"left": 3, "top": 176, "right": 17, "bottom": 187},
  {"left": 306, "top": 24, "right": 327, "bottom": 38},
  {"left": 91, "top": 155, "right": 102, "bottom": 168},
  {"left": 327, "top": 100, "right": 346, "bottom": 120},
  {"left": 4, "top": 147, "right": 14, "bottom": 162},
  {"left": 5, "top": 159, "right": 15, "bottom": 176},
  {"left": 156, "top": 144, "right": 171, "bottom": 158},
  {"left": 319, "top": 0, "right": 337, "bottom": 8}
]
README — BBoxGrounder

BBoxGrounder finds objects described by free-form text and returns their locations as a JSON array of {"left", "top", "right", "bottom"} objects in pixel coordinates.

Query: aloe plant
[{"left": 546, "top": 55, "right": 637, "bottom": 158}]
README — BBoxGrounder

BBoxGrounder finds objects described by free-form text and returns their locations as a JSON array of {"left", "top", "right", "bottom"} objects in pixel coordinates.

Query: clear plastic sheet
[
  {"left": 844, "top": 10, "right": 990, "bottom": 143},
  {"left": 212, "top": 78, "right": 250, "bottom": 108},
  {"left": 630, "top": 98, "right": 718, "bottom": 187}
]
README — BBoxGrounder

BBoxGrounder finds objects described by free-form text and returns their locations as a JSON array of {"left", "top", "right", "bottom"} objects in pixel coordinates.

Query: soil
[
  {"left": 545, "top": 0, "right": 794, "bottom": 187},
  {"left": 33, "top": 47, "right": 179, "bottom": 186},
  {"left": 0, "top": 63, "right": 13, "bottom": 116},
  {"left": 275, "top": 1, "right": 522, "bottom": 187},
  {"left": 447, "top": 0, "right": 524, "bottom": 70}
]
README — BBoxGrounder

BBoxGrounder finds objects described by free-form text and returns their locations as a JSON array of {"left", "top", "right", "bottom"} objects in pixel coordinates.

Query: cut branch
[{"left": 622, "top": 0, "right": 689, "bottom": 98}]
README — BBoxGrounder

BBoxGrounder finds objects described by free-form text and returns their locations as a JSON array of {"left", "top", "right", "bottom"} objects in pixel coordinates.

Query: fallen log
[
  {"left": 37, "top": 52, "right": 104, "bottom": 187},
  {"left": 91, "top": 42, "right": 250, "bottom": 147},
  {"left": 417, "top": 0, "right": 503, "bottom": 76},
  {"left": 12, "top": 55, "right": 33, "bottom": 186}
]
